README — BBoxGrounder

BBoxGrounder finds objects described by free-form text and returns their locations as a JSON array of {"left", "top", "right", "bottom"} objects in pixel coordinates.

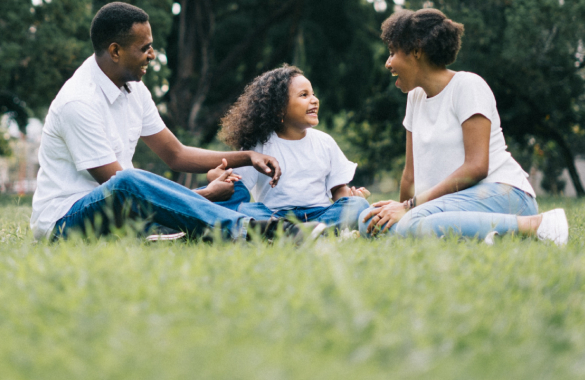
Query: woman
[{"left": 360, "top": 8, "right": 568, "bottom": 245}]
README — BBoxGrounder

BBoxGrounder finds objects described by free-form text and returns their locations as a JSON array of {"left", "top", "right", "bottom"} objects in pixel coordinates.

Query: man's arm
[
  {"left": 87, "top": 159, "right": 236, "bottom": 202},
  {"left": 87, "top": 161, "right": 123, "bottom": 184},
  {"left": 141, "top": 128, "right": 281, "bottom": 186}
]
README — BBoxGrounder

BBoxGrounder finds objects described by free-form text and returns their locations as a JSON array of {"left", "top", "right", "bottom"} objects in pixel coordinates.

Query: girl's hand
[
  {"left": 350, "top": 186, "right": 371, "bottom": 199},
  {"left": 363, "top": 200, "right": 407, "bottom": 235},
  {"left": 207, "top": 159, "right": 241, "bottom": 183},
  {"left": 199, "top": 167, "right": 236, "bottom": 202}
]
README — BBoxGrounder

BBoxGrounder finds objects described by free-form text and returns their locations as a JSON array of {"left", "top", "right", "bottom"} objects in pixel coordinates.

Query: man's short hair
[{"left": 90, "top": 2, "right": 149, "bottom": 55}]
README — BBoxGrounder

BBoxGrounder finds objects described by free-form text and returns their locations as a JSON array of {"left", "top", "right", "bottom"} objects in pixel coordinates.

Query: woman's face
[
  {"left": 283, "top": 75, "right": 319, "bottom": 131},
  {"left": 385, "top": 47, "right": 420, "bottom": 93}
]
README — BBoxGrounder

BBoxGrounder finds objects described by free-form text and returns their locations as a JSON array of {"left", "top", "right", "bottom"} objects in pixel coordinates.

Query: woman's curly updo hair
[
  {"left": 219, "top": 64, "right": 304, "bottom": 150},
  {"left": 381, "top": 8, "right": 464, "bottom": 67}
]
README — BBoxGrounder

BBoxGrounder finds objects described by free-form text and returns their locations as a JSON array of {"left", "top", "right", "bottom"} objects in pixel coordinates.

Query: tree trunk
[
  {"left": 542, "top": 127, "right": 585, "bottom": 197},
  {"left": 167, "top": 0, "right": 302, "bottom": 137}
]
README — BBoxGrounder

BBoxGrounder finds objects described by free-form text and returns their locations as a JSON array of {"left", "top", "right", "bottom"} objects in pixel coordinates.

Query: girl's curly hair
[
  {"left": 381, "top": 8, "right": 464, "bottom": 67},
  {"left": 219, "top": 64, "right": 304, "bottom": 150}
]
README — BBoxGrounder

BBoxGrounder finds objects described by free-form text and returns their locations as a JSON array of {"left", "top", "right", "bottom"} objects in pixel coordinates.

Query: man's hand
[
  {"left": 250, "top": 152, "right": 281, "bottom": 187},
  {"left": 363, "top": 199, "right": 407, "bottom": 236},
  {"left": 196, "top": 167, "right": 236, "bottom": 202},
  {"left": 206, "top": 158, "right": 241, "bottom": 183},
  {"left": 350, "top": 186, "right": 371, "bottom": 199}
]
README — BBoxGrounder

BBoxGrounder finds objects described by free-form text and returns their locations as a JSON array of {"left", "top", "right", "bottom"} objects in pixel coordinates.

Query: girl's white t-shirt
[
  {"left": 234, "top": 128, "right": 357, "bottom": 211},
  {"left": 403, "top": 71, "right": 535, "bottom": 197}
]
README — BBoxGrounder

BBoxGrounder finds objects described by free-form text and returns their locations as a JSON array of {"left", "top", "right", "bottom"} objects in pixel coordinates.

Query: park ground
[{"left": 0, "top": 194, "right": 584, "bottom": 379}]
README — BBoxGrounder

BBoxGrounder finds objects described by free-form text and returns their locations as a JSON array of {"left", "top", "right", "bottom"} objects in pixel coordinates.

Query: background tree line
[{"left": 1, "top": 0, "right": 584, "bottom": 195}]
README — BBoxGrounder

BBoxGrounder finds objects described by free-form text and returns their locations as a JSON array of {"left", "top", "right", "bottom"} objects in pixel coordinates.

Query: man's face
[{"left": 117, "top": 22, "right": 155, "bottom": 83}]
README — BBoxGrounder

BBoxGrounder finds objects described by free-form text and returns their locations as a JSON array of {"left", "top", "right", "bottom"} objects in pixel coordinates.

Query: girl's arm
[
  {"left": 331, "top": 184, "right": 371, "bottom": 201},
  {"left": 364, "top": 116, "right": 490, "bottom": 234}
]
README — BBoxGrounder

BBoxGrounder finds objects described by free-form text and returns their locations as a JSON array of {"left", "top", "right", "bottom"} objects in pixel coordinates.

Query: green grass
[{"left": 0, "top": 195, "right": 584, "bottom": 379}]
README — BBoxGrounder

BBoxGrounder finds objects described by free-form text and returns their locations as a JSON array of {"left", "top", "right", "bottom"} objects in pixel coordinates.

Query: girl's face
[
  {"left": 283, "top": 75, "right": 319, "bottom": 130},
  {"left": 385, "top": 47, "right": 420, "bottom": 93}
]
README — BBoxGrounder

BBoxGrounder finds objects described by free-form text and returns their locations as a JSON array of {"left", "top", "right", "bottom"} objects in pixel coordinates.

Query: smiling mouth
[
  {"left": 307, "top": 108, "right": 318, "bottom": 115},
  {"left": 392, "top": 73, "right": 398, "bottom": 77}
]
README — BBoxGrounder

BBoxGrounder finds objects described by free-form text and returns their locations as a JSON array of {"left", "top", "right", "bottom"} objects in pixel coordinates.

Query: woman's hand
[
  {"left": 206, "top": 159, "right": 241, "bottom": 183},
  {"left": 363, "top": 199, "right": 408, "bottom": 235},
  {"left": 350, "top": 186, "right": 371, "bottom": 199}
]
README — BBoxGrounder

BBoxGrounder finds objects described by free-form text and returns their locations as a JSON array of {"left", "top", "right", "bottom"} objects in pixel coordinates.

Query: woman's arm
[
  {"left": 364, "top": 115, "right": 490, "bottom": 234},
  {"left": 399, "top": 131, "right": 415, "bottom": 202},
  {"left": 415, "top": 113, "right": 490, "bottom": 205}
]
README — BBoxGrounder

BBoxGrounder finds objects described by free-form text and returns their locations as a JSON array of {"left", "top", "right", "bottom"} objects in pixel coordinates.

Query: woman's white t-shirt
[
  {"left": 403, "top": 71, "right": 535, "bottom": 197},
  {"left": 234, "top": 128, "right": 357, "bottom": 211}
]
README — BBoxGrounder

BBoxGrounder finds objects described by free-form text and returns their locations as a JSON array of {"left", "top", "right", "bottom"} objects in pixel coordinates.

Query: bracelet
[{"left": 402, "top": 197, "right": 417, "bottom": 210}]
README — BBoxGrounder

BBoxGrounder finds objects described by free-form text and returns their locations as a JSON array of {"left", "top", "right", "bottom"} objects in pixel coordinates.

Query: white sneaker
[
  {"left": 146, "top": 231, "right": 187, "bottom": 242},
  {"left": 536, "top": 209, "right": 568, "bottom": 246},
  {"left": 484, "top": 231, "right": 499, "bottom": 246},
  {"left": 309, "top": 222, "right": 328, "bottom": 241}
]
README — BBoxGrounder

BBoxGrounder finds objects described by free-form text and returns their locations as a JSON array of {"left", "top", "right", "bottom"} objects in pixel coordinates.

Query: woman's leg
[
  {"left": 359, "top": 183, "right": 537, "bottom": 239},
  {"left": 394, "top": 183, "right": 537, "bottom": 239}
]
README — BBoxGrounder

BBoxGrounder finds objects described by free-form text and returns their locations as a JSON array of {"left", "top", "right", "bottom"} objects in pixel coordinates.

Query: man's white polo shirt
[{"left": 31, "top": 55, "right": 165, "bottom": 240}]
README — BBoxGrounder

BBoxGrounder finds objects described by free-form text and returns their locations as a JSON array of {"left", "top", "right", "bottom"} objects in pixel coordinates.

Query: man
[{"left": 31, "top": 2, "right": 305, "bottom": 242}]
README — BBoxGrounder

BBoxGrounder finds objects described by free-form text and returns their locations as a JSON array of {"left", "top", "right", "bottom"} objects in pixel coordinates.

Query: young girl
[
  {"left": 211, "top": 65, "right": 370, "bottom": 232},
  {"left": 360, "top": 8, "right": 568, "bottom": 245}
]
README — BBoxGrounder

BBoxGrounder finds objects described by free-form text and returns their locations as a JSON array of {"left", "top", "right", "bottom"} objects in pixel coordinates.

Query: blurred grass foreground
[{"left": 0, "top": 195, "right": 584, "bottom": 380}]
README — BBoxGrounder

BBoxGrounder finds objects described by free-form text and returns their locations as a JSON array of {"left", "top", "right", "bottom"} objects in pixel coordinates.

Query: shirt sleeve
[
  {"left": 453, "top": 74, "right": 495, "bottom": 125},
  {"left": 58, "top": 101, "right": 117, "bottom": 171},
  {"left": 403, "top": 90, "right": 415, "bottom": 132},
  {"left": 324, "top": 135, "right": 357, "bottom": 197},
  {"left": 139, "top": 83, "right": 166, "bottom": 137}
]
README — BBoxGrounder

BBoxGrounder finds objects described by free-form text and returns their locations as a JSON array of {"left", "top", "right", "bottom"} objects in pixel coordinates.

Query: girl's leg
[
  {"left": 236, "top": 202, "right": 277, "bottom": 220},
  {"left": 394, "top": 183, "right": 537, "bottom": 239},
  {"left": 307, "top": 196, "right": 370, "bottom": 230}
]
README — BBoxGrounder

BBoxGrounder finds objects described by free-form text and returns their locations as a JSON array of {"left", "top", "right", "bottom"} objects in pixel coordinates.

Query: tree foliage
[{"left": 1, "top": 0, "right": 584, "bottom": 194}]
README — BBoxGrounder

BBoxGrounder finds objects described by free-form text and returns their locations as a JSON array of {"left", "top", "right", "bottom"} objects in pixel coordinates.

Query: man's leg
[{"left": 53, "top": 169, "right": 250, "bottom": 240}]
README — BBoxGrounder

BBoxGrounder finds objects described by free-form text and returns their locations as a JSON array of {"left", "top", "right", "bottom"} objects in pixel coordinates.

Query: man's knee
[{"left": 107, "top": 169, "right": 150, "bottom": 190}]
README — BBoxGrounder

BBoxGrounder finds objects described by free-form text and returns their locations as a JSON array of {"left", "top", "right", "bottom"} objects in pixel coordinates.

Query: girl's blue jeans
[
  {"left": 52, "top": 169, "right": 252, "bottom": 240},
  {"left": 237, "top": 196, "right": 370, "bottom": 231},
  {"left": 359, "top": 182, "right": 538, "bottom": 239}
]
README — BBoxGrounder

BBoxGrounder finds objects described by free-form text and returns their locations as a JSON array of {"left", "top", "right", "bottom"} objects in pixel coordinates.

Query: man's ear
[{"left": 108, "top": 43, "right": 122, "bottom": 63}]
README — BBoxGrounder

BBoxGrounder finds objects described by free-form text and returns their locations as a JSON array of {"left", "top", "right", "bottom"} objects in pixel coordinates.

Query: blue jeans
[
  {"left": 237, "top": 196, "right": 370, "bottom": 230},
  {"left": 195, "top": 180, "right": 250, "bottom": 211},
  {"left": 359, "top": 182, "right": 538, "bottom": 239},
  {"left": 52, "top": 169, "right": 252, "bottom": 240}
]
